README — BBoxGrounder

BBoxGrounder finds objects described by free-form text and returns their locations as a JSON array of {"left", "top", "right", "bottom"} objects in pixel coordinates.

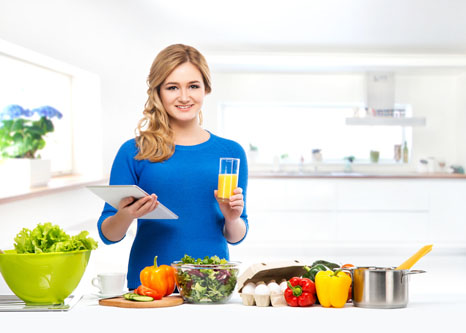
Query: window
[
  {"left": 219, "top": 103, "right": 412, "bottom": 164},
  {"left": 0, "top": 39, "right": 103, "bottom": 187},
  {"left": 0, "top": 53, "right": 73, "bottom": 174}
]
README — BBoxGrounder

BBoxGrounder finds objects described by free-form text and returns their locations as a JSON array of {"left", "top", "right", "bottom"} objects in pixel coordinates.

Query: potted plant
[
  {"left": 0, "top": 104, "right": 63, "bottom": 187},
  {"left": 248, "top": 143, "right": 259, "bottom": 164},
  {"left": 344, "top": 155, "right": 355, "bottom": 172}
]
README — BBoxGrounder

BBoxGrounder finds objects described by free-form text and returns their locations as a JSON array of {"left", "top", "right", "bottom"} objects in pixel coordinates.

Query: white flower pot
[
  {"left": 248, "top": 150, "right": 259, "bottom": 164},
  {"left": 0, "top": 158, "right": 51, "bottom": 188}
]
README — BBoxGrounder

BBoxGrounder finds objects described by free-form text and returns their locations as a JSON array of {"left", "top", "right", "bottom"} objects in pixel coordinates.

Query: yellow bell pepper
[{"left": 315, "top": 269, "right": 352, "bottom": 308}]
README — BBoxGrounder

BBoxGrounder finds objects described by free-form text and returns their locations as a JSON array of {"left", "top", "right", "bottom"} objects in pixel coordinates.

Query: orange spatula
[{"left": 396, "top": 244, "right": 433, "bottom": 270}]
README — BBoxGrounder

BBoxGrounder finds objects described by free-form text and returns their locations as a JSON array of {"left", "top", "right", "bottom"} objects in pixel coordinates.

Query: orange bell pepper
[{"left": 140, "top": 255, "right": 176, "bottom": 297}]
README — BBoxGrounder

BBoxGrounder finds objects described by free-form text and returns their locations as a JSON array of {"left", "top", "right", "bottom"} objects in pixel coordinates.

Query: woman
[{"left": 97, "top": 44, "right": 248, "bottom": 290}]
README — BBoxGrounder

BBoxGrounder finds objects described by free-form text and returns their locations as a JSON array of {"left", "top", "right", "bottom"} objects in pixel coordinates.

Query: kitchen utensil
[
  {"left": 396, "top": 244, "right": 433, "bottom": 270},
  {"left": 99, "top": 295, "right": 183, "bottom": 308},
  {"left": 352, "top": 266, "right": 425, "bottom": 309},
  {"left": 0, "top": 249, "right": 91, "bottom": 305}
]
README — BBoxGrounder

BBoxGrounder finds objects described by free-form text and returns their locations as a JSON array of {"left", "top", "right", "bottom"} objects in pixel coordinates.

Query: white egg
[
  {"left": 267, "top": 280, "right": 281, "bottom": 294},
  {"left": 280, "top": 280, "right": 288, "bottom": 292},
  {"left": 254, "top": 282, "right": 270, "bottom": 295},
  {"left": 242, "top": 282, "right": 256, "bottom": 295}
]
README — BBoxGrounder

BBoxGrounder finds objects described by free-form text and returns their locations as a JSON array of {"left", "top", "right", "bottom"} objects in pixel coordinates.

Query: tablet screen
[{"left": 87, "top": 185, "right": 178, "bottom": 220}]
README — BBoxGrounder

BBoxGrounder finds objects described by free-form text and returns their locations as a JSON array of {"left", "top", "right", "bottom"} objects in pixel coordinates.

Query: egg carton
[{"left": 237, "top": 260, "right": 307, "bottom": 307}]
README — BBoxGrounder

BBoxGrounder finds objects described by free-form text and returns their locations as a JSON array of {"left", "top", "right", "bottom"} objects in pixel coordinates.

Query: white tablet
[{"left": 87, "top": 185, "right": 178, "bottom": 220}]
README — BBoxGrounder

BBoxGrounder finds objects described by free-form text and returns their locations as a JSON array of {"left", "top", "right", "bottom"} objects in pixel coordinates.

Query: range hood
[
  {"left": 366, "top": 72, "right": 395, "bottom": 111},
  {"left": 346, "top": 72, "right": 426, "bottom": 126}
]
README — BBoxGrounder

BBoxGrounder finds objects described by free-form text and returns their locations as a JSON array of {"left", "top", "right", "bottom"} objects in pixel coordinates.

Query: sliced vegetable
[
  {"left": 123, "top": 293, "right": 154, "bottom": 302},
  {"left": 135, "top": 285, "right": 162, "bottom": 300}
]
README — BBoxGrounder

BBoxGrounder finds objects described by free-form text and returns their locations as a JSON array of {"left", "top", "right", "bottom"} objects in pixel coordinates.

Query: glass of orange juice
[{"left": 217, "top": 158, "right": 240, "bottom": 203}]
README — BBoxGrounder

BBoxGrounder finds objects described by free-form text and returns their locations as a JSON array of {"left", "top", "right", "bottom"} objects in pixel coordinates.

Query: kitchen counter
[
  {"left": 0, "top": 292, "right": 463, "bottom": 332},
  {"left": 1, "top": 255, "right": 465, "bottom": 332}
]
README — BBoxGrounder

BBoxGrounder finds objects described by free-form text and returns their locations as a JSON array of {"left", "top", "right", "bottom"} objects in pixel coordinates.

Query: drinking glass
[{"left": 217, "top": 158, "right": 240, "bottom": 202}]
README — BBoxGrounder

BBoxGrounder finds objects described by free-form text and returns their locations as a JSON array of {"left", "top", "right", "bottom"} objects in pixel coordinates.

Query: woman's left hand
[{"left": 214, "top": 187, "right": 244, "bottom": 222}]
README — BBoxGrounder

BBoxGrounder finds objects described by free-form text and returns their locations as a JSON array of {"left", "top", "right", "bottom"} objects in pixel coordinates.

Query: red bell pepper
[{"left": 284, "top": 277, "right": 316, "bottom": 307}]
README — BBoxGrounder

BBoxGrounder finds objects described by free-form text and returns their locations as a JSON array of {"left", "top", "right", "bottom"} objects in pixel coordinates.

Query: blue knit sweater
[{"left": 97, "top": 132, "right": 248, "bottom": 289}]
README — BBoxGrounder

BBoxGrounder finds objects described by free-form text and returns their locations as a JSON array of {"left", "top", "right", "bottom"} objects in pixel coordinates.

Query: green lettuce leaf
[{"left": 13, "top": 222, "right": 98, "bottom": 254}]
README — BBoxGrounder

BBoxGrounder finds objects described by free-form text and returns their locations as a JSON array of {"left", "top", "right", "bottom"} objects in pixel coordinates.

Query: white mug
[{"left": 92, "top": 272, "right": 126, "bottom": 295}]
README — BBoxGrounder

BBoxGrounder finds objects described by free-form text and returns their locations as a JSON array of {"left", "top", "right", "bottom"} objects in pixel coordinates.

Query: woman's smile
[{"left": 176, "top": 104, "right": 194, "bottom": 111}]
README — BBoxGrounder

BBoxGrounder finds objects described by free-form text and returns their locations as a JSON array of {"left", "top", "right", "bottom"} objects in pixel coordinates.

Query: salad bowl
[{"left": 172, "top": 258, "right": 240, "bottom": 304}]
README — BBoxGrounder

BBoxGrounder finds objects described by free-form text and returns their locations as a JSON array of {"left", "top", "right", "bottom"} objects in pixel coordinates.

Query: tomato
[{"left": 341, "top": 264, "right": 354, "bottom": 276}]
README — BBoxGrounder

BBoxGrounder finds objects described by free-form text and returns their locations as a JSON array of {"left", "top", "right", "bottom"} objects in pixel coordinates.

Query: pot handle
[{"left": 405, "top": 269, "right": 426, "bottom": 275}]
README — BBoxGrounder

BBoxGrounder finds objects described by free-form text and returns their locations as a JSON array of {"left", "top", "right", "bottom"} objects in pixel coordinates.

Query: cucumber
[{"left": 123, "top": 293, "right": 154, "bottom": 302}]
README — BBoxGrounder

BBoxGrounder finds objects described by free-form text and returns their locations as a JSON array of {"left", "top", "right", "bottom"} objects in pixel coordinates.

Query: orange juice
[{"left": 217, "top": 174, "right": 238, "bottom": 202}]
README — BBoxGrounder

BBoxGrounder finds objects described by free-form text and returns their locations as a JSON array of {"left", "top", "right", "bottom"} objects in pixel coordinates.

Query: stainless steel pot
[{"left": 352, "top": 266, "right": 426, "bottom": 309}]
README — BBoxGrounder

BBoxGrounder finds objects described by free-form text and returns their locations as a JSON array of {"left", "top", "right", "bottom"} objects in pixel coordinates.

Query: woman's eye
[
  {"left": 166, "top": 86, "right": 178, "bottom": 90},
  {"left": 190, "top": 84, "right": 200, "bottom": 89}
]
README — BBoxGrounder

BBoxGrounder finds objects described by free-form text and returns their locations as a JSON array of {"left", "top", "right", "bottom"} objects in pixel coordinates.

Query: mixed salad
[{"left": 173, "top": 254, "right": 239, "bottom": 303}]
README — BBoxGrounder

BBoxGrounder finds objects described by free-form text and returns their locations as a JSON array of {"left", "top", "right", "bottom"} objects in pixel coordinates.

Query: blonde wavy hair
[{"left": 135, "top": 44, "right": 212, "bottom": 162}]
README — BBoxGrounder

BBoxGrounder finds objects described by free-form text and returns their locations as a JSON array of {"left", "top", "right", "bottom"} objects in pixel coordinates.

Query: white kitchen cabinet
[
  {"left": 246, "top": 178, "right": 337, "bottom": 211},
  {"left": 244, "top": 177, "right": 466, "bottom": 255},
  {"left": 336, "top": 180, "right": 430, "bottom": 211},
  {"left": 336, "top": 211, "right": 430, "bottom": 241}
]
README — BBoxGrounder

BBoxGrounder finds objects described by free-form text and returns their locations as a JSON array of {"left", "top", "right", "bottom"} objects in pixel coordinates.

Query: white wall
[
  {"left": 396, "top": 73, "right": 461, "bottom": 165},
  {"left": 205, "top": 71, "right": 465, "bottom": 168},
  {"left": 457, "top": 73, "right": 466, "bottom": 168}
]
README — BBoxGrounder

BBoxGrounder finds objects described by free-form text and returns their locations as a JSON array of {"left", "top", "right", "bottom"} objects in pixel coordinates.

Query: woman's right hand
[{"left": 115, "top": 194, "right": 159, "bottom": 221}]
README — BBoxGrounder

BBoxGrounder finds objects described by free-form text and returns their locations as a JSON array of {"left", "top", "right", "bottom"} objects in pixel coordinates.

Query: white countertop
[
  {"left": 1, "top": 292, "right": 464, "bottom": 332},
  {"left": 1, "top": 254, "right": 465, "bottom": 333}
]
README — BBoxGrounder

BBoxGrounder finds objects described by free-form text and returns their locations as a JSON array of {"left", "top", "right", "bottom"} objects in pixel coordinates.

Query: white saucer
[{"left": 95, "top": 290, "right": 128, "bottom": 299}]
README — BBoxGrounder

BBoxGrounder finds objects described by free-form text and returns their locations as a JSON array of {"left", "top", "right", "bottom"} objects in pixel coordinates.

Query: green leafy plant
[
  {"left": 344, "top": 155, "right": 355, "bottom": 163},
  {"left": 14, "top": 222, "right": 98, "bottom": 254},
  {"left": 249, "top": 143, "right": 258, "bottom": 152},
  {"left": 0, "top": 104, "right": 62, "bottom": 159}
]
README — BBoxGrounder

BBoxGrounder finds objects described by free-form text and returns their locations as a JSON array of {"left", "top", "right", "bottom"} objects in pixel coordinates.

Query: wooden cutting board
[{"left": 99, "top": 295, "right": 183, "bottom": 308}]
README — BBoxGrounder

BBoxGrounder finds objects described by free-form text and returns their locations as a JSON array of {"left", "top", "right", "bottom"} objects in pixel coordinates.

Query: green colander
[{"left": 0, "top": 249, "right": 91, "bottom": 305}]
